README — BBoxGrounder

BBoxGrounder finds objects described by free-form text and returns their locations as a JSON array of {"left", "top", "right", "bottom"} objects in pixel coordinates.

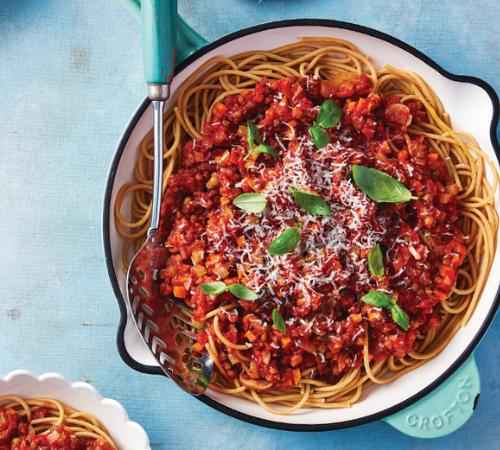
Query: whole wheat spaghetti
[{"left": 114, "top": 38, "right": 498, "bottom": 414}]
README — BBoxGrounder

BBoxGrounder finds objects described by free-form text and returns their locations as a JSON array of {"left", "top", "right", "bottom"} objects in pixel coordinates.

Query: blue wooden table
[{"left": 1, "top": 0, "right": 499, "bottom": 448}]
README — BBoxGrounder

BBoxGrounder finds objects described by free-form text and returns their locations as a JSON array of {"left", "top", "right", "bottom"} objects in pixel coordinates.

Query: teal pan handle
[
  {"left": 384, "top": 354, "right": 480, "bottom": 438},
  {"left": 118, "top": 0, "right": 208, "bottom": 66}
]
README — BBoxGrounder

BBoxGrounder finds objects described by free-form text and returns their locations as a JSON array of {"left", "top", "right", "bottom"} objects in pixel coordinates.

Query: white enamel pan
[{"left": 103, "top": 18, "right": 500, "bottom": 437}]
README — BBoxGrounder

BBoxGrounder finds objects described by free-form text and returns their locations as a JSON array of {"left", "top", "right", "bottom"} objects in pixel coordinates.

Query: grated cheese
[{"left": 216, "top": 133, "right": 389, "bottom": 312}]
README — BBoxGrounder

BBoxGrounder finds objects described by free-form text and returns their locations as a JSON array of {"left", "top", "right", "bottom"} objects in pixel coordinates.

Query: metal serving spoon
[{"left": 126, "top": 0, "right": 213, "bottom": 395}]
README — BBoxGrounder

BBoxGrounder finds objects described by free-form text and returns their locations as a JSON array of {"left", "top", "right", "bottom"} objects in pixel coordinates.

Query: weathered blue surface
[{"left": 1, "top": 0, "right": 500, "bottom": 448}]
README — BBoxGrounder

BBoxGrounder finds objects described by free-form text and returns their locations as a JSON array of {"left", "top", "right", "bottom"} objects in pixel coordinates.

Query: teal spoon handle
[
  {"left": 141, "top": 0, "right": 177, "bottom": 91},
  {"left": 384, "top": 354, "right": 480, "bottom": 438},
  {"left": 118, "top": 0, "right": 208, "bottom": 66}
]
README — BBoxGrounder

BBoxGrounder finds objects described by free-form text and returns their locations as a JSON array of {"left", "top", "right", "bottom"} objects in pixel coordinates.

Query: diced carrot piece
[
  {"left": 392, "top": 256, "right": 405, "bottom": 271},
  {"left": 245, "top": 331, "right": 257, "bottom": 342},
  {"left": 290, "top": 353, "right": 302, "bottom": 367},
  {"left": 438, "top": 193, "right": 451, "bottom": 204},
  {"left": 236, "top": 236, "right": 246, "bottom": 247},
  {"left": 214, "top": 102, "right": 228, "bottom": 113},
  {"left": 332, "top": 260, "right": 342, "bottom": 271},
  {"left": 439, "top": 265, "right": 455, "bottom": 278},
  {"left": 230, "top": 152, "right": 239, "bottom": 164},
  {"left": 173, "top": 286, "right": 187, "bottom": 298},
  {"left": 192, "top": 343, "right": 203, "bottom": 352},
  {"left": 397, "top": 150, "right": 408, "bottom": 161},
  {"left": 292, "top": 368, "right": 301, "bottom": 386},
  {"left": 434, "top": 290, "right": 447, "bottom": 301},
  {"left": 331, "top": 72, "right": 357, "bottom": 91},
  {"left": 281, "top": 336, "right": 291, "bottom": 347},
  {"left": 351, "top": 314, "right": 362, "bottom": 324}
]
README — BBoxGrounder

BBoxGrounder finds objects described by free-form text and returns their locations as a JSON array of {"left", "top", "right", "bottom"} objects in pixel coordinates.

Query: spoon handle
[
  {"left": 141, "top": 0, "right": 177, "bottom": 90},
  {"left": 141, "top": 0, "right": 177, "bottom": 232},
  {"left": 148, "top": 100, "right": 164, "bottom": 235}
]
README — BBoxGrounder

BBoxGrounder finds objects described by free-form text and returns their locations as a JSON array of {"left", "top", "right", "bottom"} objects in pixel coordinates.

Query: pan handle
[
  {"left": 117, "top": 0, "right": 208, "bottom": 65},
  {"left": 383, "top": 354, "right": 480, "bottom": 438}
]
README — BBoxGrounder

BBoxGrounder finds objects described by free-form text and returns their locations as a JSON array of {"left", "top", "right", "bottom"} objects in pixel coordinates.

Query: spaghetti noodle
[
  {"left": 114, "top": 38, "right": 498, "bottom": 414},
  {"left": 0, "top": 395, "right": 115, "bottom": 449}
]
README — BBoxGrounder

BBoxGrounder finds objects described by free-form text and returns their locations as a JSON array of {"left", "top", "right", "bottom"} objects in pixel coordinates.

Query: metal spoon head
[
  {"left": 126, "top": 95, "right": 213, "bottom": 395},
  {"left": 127, "top": 231, "right": 213, "bottom": 395}
]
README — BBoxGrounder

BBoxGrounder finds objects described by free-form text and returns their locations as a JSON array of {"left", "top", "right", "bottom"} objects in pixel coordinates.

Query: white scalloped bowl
[{"left": 0, "top": 371, "right": 150, "bottom": 450}]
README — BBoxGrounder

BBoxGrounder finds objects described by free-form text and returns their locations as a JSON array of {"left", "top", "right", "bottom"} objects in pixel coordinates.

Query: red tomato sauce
[{"left": 158, "top": 74, "right": 467, "bottom": 389}]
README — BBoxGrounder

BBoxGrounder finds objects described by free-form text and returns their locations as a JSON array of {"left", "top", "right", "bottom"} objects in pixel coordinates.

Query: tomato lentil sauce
[
  {"left": 0, "top": 407, "right": 113, "bottom": 450},
  {"left": 158, "top": 73, "right": 467, "bottom": 390}
]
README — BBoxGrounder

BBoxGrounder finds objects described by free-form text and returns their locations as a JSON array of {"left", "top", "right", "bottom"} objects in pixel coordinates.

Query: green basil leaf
[
  {"left": 352, "top": 165, "right": 418, "bottom": 203},
  {"left": 361, "top": 291, "right": 410, "bottom": 330},
  {"left": 200, "top": 282, "right": 260, "bottom": 301},
  {"left": 360, "top": 291, "right": 393, "bottom": 309},
  {"left": 391, "top": 304, "right": 410, "bottom": 331},
  {"left": 367, "top": 244, "right": 385, "bottom": 280},
  {"left": 245, "top": 120, "right": 278, "bottom": 159},
  {"left": 316, "top": 99, "right": 342, "bottom": 128},
  {"left": 233, "top": 193, "right": 267, "bottom": 213},
  {"left": 227, "top": 284, "right": 259, "bottom": 301},
  {"left": 254, "top": 144, "right": 279, "bottom": 157},
  {"left": 247, "top": 120, "right": 259, "bottom": 147},
  {"left": 288, "top": 188, "right": 330, "bottom": 216},
  {"left": 268, "top": 227, "right": 301, "bottom": 256},
  {"left": 200, "top": 282, "right": 228, "bottom": 295},
  {"left": 272, "top": 308, "right": 287, "bottom": 334},
  {"left": 309, "top": 125, "right": 331, "bottom": 149}
]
